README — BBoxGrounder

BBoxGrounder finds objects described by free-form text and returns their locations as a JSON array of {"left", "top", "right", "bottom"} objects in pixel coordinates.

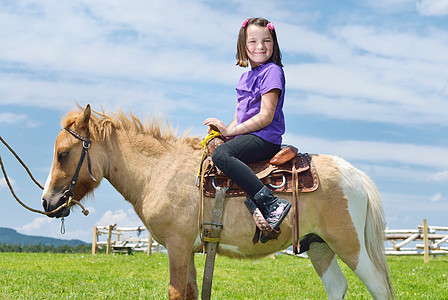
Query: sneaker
[{"left": 253, "top": 186, "right": 291, "bottom": 230}]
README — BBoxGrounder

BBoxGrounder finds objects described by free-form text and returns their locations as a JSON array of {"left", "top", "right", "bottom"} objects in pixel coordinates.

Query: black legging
[{"left": 211, "top": 134, "right": 281, "bottom": 197}]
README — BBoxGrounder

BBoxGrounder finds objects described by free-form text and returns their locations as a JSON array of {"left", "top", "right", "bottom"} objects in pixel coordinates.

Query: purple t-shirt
[{"left": 236, "top": 62, "right": 285, "bottom": 145}]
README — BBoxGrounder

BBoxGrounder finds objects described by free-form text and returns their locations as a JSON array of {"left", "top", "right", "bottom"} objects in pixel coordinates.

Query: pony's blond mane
[{"left": 61, "top": 107, "right": 202, "bottom": 149}]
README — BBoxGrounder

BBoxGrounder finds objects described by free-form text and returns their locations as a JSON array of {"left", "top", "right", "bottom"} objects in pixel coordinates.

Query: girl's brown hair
[{"left": 236, "top": 18, "right": 283, "bottom": 68}]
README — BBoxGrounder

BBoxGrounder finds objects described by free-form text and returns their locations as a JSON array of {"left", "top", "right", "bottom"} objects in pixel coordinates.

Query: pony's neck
[
  {"left": 101, "top": 128, "right": 201, "bottom": 208},
  {"left": 102, "top": 130, "right": 164, "bottom": 204}
]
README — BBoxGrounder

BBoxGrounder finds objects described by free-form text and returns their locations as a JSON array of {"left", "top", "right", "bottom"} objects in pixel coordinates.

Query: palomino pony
[{"left": 42, "top": 105, "right": 394, "bottom": 299}]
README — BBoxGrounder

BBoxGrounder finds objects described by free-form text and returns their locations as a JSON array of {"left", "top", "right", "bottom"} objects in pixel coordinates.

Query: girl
[{"left": 203, "top": 17, "right": 291, "bottom": 236}]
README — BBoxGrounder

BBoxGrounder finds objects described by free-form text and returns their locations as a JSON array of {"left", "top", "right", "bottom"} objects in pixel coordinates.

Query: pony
[{"left": 42, "top": 105, "right": 394, "bottom": 299}]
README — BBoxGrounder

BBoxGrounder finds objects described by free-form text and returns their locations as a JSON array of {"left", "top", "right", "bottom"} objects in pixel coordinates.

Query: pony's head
[{"left": 42, "top": 104, "right": 101, "bottom": 218}]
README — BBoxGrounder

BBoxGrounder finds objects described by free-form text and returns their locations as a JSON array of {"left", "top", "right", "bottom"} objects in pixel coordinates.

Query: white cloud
[
  {"left": 285, "top": 93, "right": 448, "bottom": 127},
  {"left": 430, "top": 192, "right": 443, "bottom": 202},
  {"left": 369, "top": 0, "right": 414, "bottom": 7},
  {"left": 85, "top": 206, "right": 96, "bottom": 215},
  {"left": 283, "top": 133, "right": 448, "bottom": 169},
  {"left": 16, "top": 216, "right": 53, "bottom": 233},
  {"left": 279, "top": 23, "right": 349, "bottom": 60},
  {"left": 0, "top": 73, "right": 176, "bottom": 112},
  {"left": 0, "top": 1, "right": 244, "bottom": 116},
  {"left": 282, "top": 23, "right": 448, "bottom": 127},
  {"left": 0, "top": 113, "right": 26, "bottom": 125},
  {"left": 336, "top": 25, "right": 448, "bottom": 63},
  {"left": 357, "top": 163, "right": 431, "bottom": 183},
  {"left": 0, "top": 177, "right": 16, "bottom": 189},
  {"left": 417, "top": 0, "right": 448, "bottom": 16},
  {"left": 0, "top": 178, "right": 6, "bottom": 189},
  {"left": 95, "top": 209, "right": 142, "bottom": 228},
  {"left": 382, "top": 192, "right": 448, "bottom": 228},
  {"left": 0, "top": 1, "right": 239, "bottom": 85},
  {"left": 428, "top": 171, "right": 448, "bottom": 182},
  {"left": 0, "top": 113, "right": 40, "bottom": 127},
  {"left": 15, "top": 216, "right": 93, "bottom": 242}
]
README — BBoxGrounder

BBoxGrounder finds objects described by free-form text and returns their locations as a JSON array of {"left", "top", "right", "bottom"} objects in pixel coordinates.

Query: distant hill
[{"left": 0, "top": 227, "right": 88, "bottom": 246}]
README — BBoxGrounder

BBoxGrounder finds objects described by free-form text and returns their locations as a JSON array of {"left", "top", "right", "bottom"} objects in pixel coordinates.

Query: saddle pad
[{"left": 202, "top": 153, "right": 319, "bottom": 197}]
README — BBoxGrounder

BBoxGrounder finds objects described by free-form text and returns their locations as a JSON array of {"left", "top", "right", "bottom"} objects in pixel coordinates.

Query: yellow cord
[
  {"left": 196, "top": 130, "right": 221, "bottom": 181},
  {"left": 200, "top": 130, "right": 221, "bottom": 148}
]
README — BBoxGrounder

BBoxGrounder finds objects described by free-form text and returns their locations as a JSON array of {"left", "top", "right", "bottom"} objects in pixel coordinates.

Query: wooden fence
[
  {"left": 385, "top": 219, "right": 448, "bottom": 262},
  {"left": 94, "top": 220, "right": 448, "bottom": 262},
  {"left": 92, "top": 224, "right": 160, "bottom": 255}
]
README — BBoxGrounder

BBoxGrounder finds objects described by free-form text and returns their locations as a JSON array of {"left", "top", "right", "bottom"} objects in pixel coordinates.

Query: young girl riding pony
[{"left": 204, "top": 17, "right": 291, "bottom": 238}]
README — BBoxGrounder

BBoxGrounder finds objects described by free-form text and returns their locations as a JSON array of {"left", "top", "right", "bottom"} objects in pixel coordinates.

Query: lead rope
[
  {"left": 0, "top": 135, "right": 89, "bottom": 232},
  {"left": 0, "top": 136, "right": 44, "bottom": 190}
]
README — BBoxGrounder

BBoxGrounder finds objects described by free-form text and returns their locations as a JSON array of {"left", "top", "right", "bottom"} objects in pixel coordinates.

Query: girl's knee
[
  {"left": 211, "top": 146, "right": 226, "bottom": 164},
  {"left": 212, "top": 145, "right": 235, "bottom": 171}
]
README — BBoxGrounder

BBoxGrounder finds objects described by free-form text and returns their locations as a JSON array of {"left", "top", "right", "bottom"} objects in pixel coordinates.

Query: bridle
[
  {"left": 47, "top": 127, "right": 98, "bottom": 231},
  {"left": 63, "top": 127, "right": 97, "bottom": 202}
]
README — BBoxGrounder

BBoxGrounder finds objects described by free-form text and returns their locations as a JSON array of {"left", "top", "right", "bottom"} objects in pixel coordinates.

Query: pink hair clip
[
  {"left": 266, "top": 22, "right": 274, "bottom": 30},
  {"left": 242, "top": 18, "right": 249, "bottom": 27}
]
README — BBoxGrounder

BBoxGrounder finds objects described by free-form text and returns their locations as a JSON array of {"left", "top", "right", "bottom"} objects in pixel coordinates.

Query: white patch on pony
[
  {"left": 334, "top": 156, "right": 367, "bottom": 248},
  {"left": 334, "top": 157, "right": 393, "bottom": 298},
  {"left": 42, "top": 145, "right": 55, "bottom": 199},
  {"left": 320, "top": 256, "right": 348, "bottom": 299},
  {"left": 353, "top": 249, "right": 390, "bottom": 299}
]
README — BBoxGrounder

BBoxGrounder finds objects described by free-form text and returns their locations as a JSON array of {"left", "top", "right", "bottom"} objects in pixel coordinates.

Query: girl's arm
[
  {"left": 227, "top": 104, "right": 239, "bottom": 130},
  {"left": 204, "top": 89, "right": 280, "bottom": 137}
]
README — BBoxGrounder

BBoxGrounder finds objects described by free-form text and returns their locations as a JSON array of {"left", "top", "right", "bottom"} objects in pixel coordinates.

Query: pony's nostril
[{"left": 42, "top": 198, "right": 48, "bottom": 211}]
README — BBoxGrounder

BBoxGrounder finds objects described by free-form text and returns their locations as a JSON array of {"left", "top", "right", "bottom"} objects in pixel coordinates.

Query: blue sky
[{"left": 0, "top": 0, "right": 447, "bottom": 243}]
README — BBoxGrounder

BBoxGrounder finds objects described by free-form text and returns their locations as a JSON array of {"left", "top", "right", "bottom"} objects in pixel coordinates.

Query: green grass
[{"left": 0, "top": 252, "right": 447, "bottom": 299}]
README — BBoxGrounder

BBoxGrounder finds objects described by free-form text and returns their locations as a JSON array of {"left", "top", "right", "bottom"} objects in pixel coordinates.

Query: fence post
[
  {"left": 423, "top": 219, "right": 429, "bottom": 263},
  {"left": 147, "top": 233, "right": 152, "bottom": 256},
  {"left": 106, "top": 224, "right": 113, "bottom": 255},
  {"left": 92, "top": 226, "right": 98, "bottom": 255}
]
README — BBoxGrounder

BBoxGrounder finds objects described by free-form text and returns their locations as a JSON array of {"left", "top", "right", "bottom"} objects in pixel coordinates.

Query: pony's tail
[{"left": 361, "top": 172, "right": 395, "bottom": 299}]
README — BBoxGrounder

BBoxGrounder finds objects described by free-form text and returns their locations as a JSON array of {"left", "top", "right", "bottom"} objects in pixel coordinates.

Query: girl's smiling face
[{"left": 245, "top": 25, "right": 274, "bottom": 68}]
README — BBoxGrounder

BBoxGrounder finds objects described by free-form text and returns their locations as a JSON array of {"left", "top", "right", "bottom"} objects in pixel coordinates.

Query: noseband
[{"left": 63, "top": 127, "right": 97, "bottom": 202}]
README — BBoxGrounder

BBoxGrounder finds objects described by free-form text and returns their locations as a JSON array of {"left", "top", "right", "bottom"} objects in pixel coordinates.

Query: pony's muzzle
[{"left": 41, "top": 193, "right": 71, "bottom": 218}]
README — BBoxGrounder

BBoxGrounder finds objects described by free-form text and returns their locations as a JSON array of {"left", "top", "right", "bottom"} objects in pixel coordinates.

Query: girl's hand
[{"left": 203, "top": 118, "right": 230, "bottom": 137}]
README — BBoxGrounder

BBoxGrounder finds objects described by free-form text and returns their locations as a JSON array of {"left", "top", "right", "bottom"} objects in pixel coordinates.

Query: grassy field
[{"left": 0, "top": 252, "right": 447, "bottom": 299}]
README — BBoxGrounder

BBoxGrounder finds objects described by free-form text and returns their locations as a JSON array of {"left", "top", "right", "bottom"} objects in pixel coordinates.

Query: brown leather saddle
[
  {"left": 199, "top": 137, "right": 320, "bottom": 253},
  {"left": 201, "top": 138, "right": 319, "bottom": 197}
]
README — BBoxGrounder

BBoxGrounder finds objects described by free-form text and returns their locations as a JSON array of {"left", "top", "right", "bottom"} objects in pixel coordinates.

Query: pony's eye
[{"left": 58, "top": 151, "right": 69, "bottom": 162}]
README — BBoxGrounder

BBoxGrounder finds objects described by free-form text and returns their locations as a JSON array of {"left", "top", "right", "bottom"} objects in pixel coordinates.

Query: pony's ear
[{"left": 75, "top": 104, "right": 91, "bottom": 130}]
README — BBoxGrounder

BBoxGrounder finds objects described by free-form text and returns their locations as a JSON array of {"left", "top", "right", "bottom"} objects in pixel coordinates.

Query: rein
[{"left": 0, "top": 130, "right": 91, "bottom": 220}]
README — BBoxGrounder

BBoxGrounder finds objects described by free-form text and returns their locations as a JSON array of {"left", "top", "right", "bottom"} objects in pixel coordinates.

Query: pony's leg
[
  {"left": 307, "top": 242, "right": 348, "bottom": 300},
  {"left": 167, "top": 244, "right": 194, "bottom": 300},
  {"left": 331, "top": 230, "right": 392, "bottom": 298},
  {"left": 349, "top": 248, "right": 392, "bottom": 299},
  {"left": 186, "top": 253, "right": 198, "bottom": 300}
]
